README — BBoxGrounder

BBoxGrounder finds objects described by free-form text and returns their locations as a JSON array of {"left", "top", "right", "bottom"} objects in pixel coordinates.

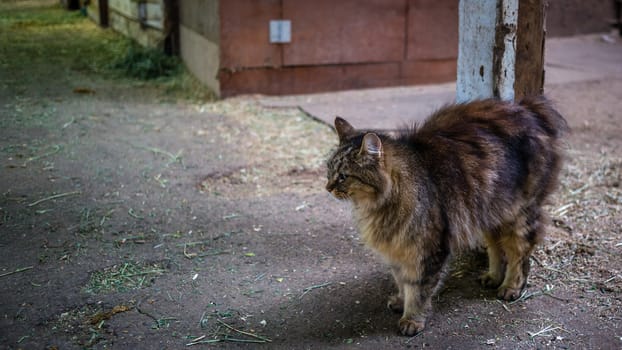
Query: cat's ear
[
  {"left": 360, "top": 133, "right": 383, "bottom": 157},
  {"left": 334, "top": 117, "right": 355, "bottom": 142}
]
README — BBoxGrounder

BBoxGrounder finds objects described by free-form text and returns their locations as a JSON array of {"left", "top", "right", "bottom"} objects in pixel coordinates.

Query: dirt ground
[{"left": 1, "top": 3, "right": 621, "bottom": 349}]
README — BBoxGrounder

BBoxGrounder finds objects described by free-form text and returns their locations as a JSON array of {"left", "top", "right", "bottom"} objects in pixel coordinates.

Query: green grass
[
  {"left": 0, "top": 4, "right": 129, "bottom": 75},
  {"left": 111, "top": 43, "right": 181, "bottom": 80},
  {"left": 0, "top": 3, "right": 84, "bottom": 27},
  {"left": 0, "top": 2, "right": 215, "bottom": 100}
]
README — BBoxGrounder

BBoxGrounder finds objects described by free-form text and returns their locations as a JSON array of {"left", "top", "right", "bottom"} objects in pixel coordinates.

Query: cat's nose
[{"left": 325, "top": 181, "right": 335, "bottom": 192}]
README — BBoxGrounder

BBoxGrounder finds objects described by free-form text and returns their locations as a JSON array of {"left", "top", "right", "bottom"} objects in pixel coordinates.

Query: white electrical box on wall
[{"left": 269, "top": 20, "right": 291, "bottom": 43}]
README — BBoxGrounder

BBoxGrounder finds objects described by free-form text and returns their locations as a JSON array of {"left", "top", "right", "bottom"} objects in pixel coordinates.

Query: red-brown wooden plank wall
[{"left": 218, "top": 0, "right": 458, "bottom": 96}]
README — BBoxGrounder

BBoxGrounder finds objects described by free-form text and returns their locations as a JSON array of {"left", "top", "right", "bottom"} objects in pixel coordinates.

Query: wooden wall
[
  {"left": 546, "top": 0, "right": 612, "bottom": 37},
  {"left": 210, "top": 0, "right": 459, "bottom": 96},
  {"left": 179, "top": 0, "right": 220, "bottom": 95}
]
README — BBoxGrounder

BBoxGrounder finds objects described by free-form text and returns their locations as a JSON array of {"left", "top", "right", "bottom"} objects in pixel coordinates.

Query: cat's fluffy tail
[{"left": 519, "top": 96, "right": 570, "bottom": 139}]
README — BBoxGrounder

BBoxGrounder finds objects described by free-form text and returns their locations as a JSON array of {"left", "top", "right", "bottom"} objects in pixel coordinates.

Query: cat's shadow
[{"left": 261, "top": 251, "right": 495, "bottom": 344}]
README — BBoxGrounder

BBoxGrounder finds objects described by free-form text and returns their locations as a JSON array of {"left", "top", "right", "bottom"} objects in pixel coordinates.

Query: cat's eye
[{"left": 337, "top": 173, "right": 348, "bottom": 182}]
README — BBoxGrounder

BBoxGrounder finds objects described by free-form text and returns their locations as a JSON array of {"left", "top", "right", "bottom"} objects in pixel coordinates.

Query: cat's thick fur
[{"left": 325, "top": 96, "right": 568, "bottom": 336}]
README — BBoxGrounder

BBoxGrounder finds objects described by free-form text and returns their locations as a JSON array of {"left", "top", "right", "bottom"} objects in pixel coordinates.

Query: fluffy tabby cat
[{"left": 325, "top": 96, "right": 568, "bottom": 336}]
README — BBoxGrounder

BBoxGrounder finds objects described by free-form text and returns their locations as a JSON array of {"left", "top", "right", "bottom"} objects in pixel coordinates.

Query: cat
[{"left": 325, "top": 96, "right": 568, "bottom": 336}]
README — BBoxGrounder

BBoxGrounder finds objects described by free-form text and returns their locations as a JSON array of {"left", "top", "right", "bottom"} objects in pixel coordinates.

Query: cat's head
[{"left": 325, "top": 117, "right": 390, "bottom": 204}]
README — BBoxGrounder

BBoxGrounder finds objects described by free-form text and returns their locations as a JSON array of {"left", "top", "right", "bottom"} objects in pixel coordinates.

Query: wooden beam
[{"left": 513, "top": 0, "right": 545, "bottom": 100}]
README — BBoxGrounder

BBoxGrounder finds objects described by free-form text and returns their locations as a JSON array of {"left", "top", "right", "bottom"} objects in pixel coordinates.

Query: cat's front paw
[
  {"left": 479, "top": 272, "right": 502, "bottom": 289},
  {"left": 497, "top": 285, "right": 523, "bottom": 301},
  {"left": 387, "top": 295, "right": 404, "bottom": 313},
  {"left": 398, "top": 317, "right": 425, "bottom": 336}
]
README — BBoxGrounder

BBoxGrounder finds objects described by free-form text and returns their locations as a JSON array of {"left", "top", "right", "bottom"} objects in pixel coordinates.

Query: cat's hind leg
[
  {"left": 497, "top": 235, "right": 532, "bottom": 300},
  {"left": 497, "top": 205, "right": 545, "bottom": 301},
  {"left": 480, "top": 230, "right": 506, "bottom": 289}
]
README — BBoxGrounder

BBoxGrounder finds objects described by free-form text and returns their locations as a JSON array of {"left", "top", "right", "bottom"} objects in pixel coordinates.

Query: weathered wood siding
[
  {"left": 88, "top": 0, "right": 165, "bottom": 47},
  {"left": 180, "top": 0, "right": 458, "bottom": 97},
  {"left": 179, "top": 0, "right": 220, "bottom": 94}
]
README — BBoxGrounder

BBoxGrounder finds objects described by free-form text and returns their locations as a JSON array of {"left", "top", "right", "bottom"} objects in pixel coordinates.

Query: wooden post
[
  {"left": 456, "top": 0, "right": 544, "bottom": 102},
  {"left": 513, "top": 0, "right": 545, "bottom": 100},
  {"left": 98, "top": 0, "right": 109, "bottom": 28},
  {"left": 163, "top": 0, "right": 180, "bottom": 56}
]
